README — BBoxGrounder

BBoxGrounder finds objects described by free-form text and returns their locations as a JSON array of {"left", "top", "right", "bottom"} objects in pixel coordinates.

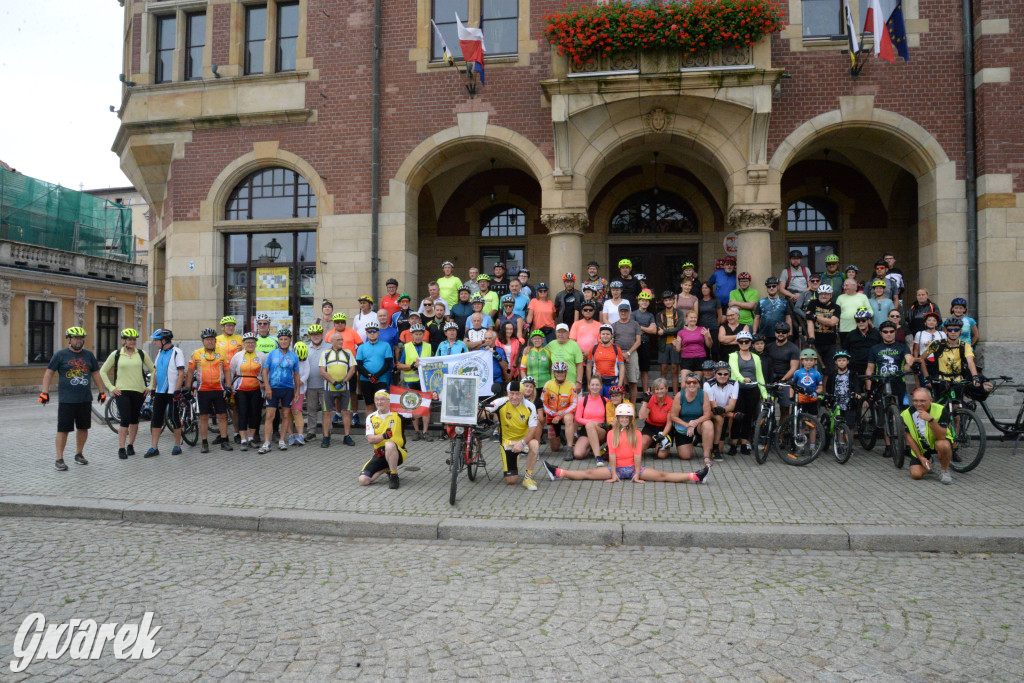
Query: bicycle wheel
[
  {"left": 466, "top": 435, "right": 481, "bottom": 481},
  {"left": 775, "top": 412, "right": 824, "bottom": 466},
  {"left": 949, "top": 407, "right": 986, "bottom": 473},
  {"left": 104, "top": 399, "right": 121, "bottom": 434},
  {"left": 885, "top": 404, "right": 905, "bottom": 468},
  {"left": 833, "top": 421, "right": 853, "bottom": 464},
  {"left": 449, "top": 437, "right": 464, "bottom": 505},
  {"left": 856, "top": 404, "right": 876, "bottom": 451},
  {"left": 752, "top": 409, "right": 774, "bottom": 465},
  {"left": 180, "top": 402, "right": 199, "bottom": 447}
]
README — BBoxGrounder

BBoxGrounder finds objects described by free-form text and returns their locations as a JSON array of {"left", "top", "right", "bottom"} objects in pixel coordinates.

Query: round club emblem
[{"left": 399, "top": 390, "right": 422, "bottom": 411}]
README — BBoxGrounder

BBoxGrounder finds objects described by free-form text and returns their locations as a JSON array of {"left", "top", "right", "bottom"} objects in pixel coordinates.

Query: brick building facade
[{"left": 114, "top": 0, "right": 1022, "bottom": 370}]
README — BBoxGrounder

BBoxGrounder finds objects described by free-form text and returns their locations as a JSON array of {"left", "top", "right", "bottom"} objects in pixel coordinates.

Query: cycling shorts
[{"left": 57, "top": 402, "right": 92, "bottom": 433}]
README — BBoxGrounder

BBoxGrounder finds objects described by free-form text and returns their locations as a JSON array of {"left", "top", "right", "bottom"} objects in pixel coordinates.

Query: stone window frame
[
  {"left": 142, "top": 1, "right": 211, "bottom": 85},
  {"left": 782, "top": 0, "right": 928, "bottom": 53},
  {"left": 95, "top": 304, "right": 123, "bottom": 362},
  {"left": 27, "top": 299, "right": 56, "bottom": 365},
  {"left": 233, "top": 0, "right": 310, "bottom": 77},
  {"left": 409, "top": 0, "right": 537, "bottom": 73}
]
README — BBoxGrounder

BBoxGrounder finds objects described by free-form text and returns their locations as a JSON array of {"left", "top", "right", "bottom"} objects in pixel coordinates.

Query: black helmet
[
  {"left": 200, "top": 328, "right": 217, "bottom": 339},
  {"left": 774, "top": 322, "right": 790, "bottom": 333},
  {"left": 765, "top": 276, "right": 780, "bottom": 286},
  {"left": 701, "top": 360, "right": 717, "bottom": 371},
  {"left": 661, "top": 290, "right": 676, "bottom": 300}
]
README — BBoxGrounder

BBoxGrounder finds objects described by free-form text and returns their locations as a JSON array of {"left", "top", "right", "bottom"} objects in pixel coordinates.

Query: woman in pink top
[
  {"left": 496, "top": 321, "right": 521, "bottom": 379},
  {"left": 675, "top": 278, "right": 698, "bottom": 317},
  {"left": 570, "top": 375, "right": 610, "bottom": 461},
  {"left": 544, "top": 403, "right": 709, "bottom": 483},
  {"left": 672, "top": 310, "right": 713, "bottom": 375},
  {"left": 526, "top": 283, "right": 557, "bottom": 342}
]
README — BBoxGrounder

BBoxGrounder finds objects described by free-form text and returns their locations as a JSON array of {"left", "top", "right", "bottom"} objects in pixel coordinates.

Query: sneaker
[
  {"left": 544, "top": 461, "right": 558, "bottom": 480},
  {"left": 343, "top": 435, "right": 355, "bottom": 447},
  {"left": 712, "top": 450, "right": 724, "bottom": 462},
  {"left": 239, "top": 441, "right": 249, "bottom": 452},
  {"left": 421, "top": 433, "right": 433, "bottom": 443},
  {"left": 694, "top": 465, "right": 710, "bottom": 483},
  {"left": 411, "top": 431, "right": 421, "bottom": 441},
  {"left": 74, "top": 453, "right": 88, "bottom": 466},
  {"left": 563, "top": 451, "right": 574, "bottom": 462},
  {"left": 388, "top": 472, "right": 400, "bottom": 490},
  {"left": 522, "top": 475, "right": 538, "bottom": 491},
  {"left": 727, "top": 444, "right": 738, "bottom": 456},
  {"left": 740, "top": 444, "right": 751, "bottom": 455},
  {"left": 171, "top": 445, "right": 182, "bottom": 455},
  {"left": 295, "top": 434, "right": 305, "bottom": 446},
  {"left": 213, "top": 435, "right": 225, "bottom": 445},
  {"left": 940, "top": 470, "right": 953, "bottom": 485},
  {"left": 234, "top": 433, "right": 242, "bottom": 444},
  {"left": 287, "top": 434, "right": 296, "bottom": 446},
  {"left": 278, "top": 440, "right": 288, "bottom": 451},
  {"left": 220, "top": 441, "right": 234, "bottom": 451},
  {"left": 258, "top": 442, "right": 271, "bottom": 454},
  {"left": 55, "top": 459, "right": 68, "bottom": 471},
  {"left": 144, "top": 448, "right": 159, "bottom": 458},
  {"left": 594, "top": 458, "right": 607, "bottom": 468},
  {"left": 125, "top": 444, "right": 135, "bottom": 457},
  {"left": 350, "top": 414, "right": 362, "bottom": 427},
  {"left": 201, "top": 441, "right": 210, "bottom": 454},
  {"left": 321, "top": 436, "right": 331, "bottom": 448},
  {"left": 118, "top": 448, "right": 127, "bottom": 460}
]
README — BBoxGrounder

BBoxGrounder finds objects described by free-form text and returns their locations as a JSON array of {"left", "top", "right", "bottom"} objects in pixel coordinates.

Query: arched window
[
  {"left": 787, "top": 198, "right": 836, "bottom": 232},
  {"left": 481, "top": 205, "right": 525, "bottom": 237},
  {"left": 610, "top": 190, "right": 698, "bottom": 234},
  {"left": 225, "top": 167, "right": 316, "bottom": 220}
]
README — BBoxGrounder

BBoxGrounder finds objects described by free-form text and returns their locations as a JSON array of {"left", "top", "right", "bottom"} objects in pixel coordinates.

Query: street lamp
[{"left": 264, "top": 238, "right": 282, "bottom": 262}]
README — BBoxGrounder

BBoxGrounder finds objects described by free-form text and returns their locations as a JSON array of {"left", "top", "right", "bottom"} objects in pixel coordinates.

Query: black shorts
[
  {"left": 546, "top": 420, "right": 564, "bottom": 437},
  {"left": 115, "top": 391, "right": 145, "bottom": 427},
  {"left": 57, "top": 402, "right": 92, "bottom": 432},
  {"left": 637, "top": 343, "right": 652, "bottom": 372},
  {"left": 499, "top": 440, "right": 529, "bottom": 477},
  {"left": 198, "top": 390, "right": 228, "bottom": 416},
  {"left": 360, "top": 445, "right": 407, "bottom": 478},
  {"left": 641, "top": 422, "right": 667, "bottom": 440},
  {"left": 672, "top": 429, "right": 701, "bottom": 446},
  {"left": 679, "top": 357, "right": 706, "bottom": 372},
  {"left": 797, "top": 401, "right": 819, "bottom": 415},
  {"left": 359, "top": 380, "right": 386, "bottom": 407},
  {"left": 151, "top": 393, "right": 180, "bottom": 430}
]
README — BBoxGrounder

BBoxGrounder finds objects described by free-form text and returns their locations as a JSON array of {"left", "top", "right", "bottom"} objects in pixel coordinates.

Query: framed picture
[{"left": 440, "top": 374, "right": 479, "bottom": 425}]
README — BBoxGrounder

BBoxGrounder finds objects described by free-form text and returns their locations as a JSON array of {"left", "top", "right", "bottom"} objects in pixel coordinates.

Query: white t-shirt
[
  {"left": 704, "top": 380, "right": 739, "bottom": 405},
  {"left": 352, "top": 311, "right": 378, "bottom": 342},
  {"left": 912, "top": 412, "right": 930, "bottom": 440},
  {"left": 913, "top": 329, "right": 946, "bottom": 353},
  {"left": 602, "top": 299, "right": 630, "bottom": 322},
  {"left": 466, "top": 328, "right": 488, "bottom": 346},
  {"left": 296, "top": 358, "right": 310, "bottom": 395}
]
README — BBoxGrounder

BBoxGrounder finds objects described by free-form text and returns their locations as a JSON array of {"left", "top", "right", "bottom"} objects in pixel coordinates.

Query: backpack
[
  {"left": 112, "top": 347, "right": 147, "bottom": 385},
  {"left": 926, "top": 341, "right": 971, "bottom": 379},
  {"left": 581, "top": 393, "right": 609, "bottom": 416},
  {"left": 783, "top": 265, "right": 810, "bottom": 289},
  {"left": 590, "top": 343, "right": 622, "bottom": 373}
]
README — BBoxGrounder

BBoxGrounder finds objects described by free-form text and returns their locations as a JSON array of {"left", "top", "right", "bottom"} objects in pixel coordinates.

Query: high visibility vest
[{"left": 402, "top": 341, "right": 432, "bottom": 383}]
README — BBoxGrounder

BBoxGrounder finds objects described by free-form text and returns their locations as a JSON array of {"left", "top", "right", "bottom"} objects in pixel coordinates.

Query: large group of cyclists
[{"left": 40, "top": 250, "right": 1016, "bottom": 496}]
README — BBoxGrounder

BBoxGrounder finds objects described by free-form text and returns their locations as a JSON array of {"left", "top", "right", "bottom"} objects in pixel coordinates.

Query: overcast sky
[{"left": 1, "top": 1, "right": 130, "bottom": 190}]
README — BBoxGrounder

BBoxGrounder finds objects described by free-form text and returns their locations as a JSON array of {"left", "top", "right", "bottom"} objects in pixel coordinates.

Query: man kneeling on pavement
[{"left": 359, "top": 389, "right": 407, "bottom": 490}]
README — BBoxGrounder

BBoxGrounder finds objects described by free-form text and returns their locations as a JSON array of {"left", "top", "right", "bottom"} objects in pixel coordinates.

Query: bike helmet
[
  {"left": 736, "top": 330, "right": 753, "bottom": 342},
  {"left": 530, "top": 330, "right": 546, "bottom": 339},
  {"left": 923, "top": 311, "right": 941, "bottom": 323},
  {"left": 200, "top": 328, "right": 216, "bottom": 339},
  {"left": 943, "top": 317, "right": 963, "bottom": 329},
  {"left": 633, "top": 273, "right": 646, "bottom": 282},
  {"left": 654, "top": 433, "right": 672, "bottom": 451},
  {"left": 470, "top": 295, "right": 484, "bottom": 304},
  {"left": 121, "top": 328, "right": 140, "bottom": 338},
  {"left": 397, "top": 293, "right": 411, "bottom": 302},
  {"left": 219, "top": 316, "right": 237, "bottom": 325},
  {"left": 443, "top": 321, "right": 459, "bottom": 332},
  {"left": 817, "top": 284, "right": 833, "bottom": 295},
  {"left": 825, "top": 254, "right": 840, "bottom": 264},
  {"left": 501, "top": 294, "right": 516, "bottom": 304},
  {"left": 562, "top": 272, "right": 576, "bottom": 281},
  {"left": 738, "top": 272, "right": 752, "bottom": 281},
  {"left": 833, "top": 350, "right": 851, "bottom": 360},
  {"left": 845, "top": 265, "right": 859, "bottom": 273},
  {"left": 854, "top": 307, "right": 873, "bottom": 320},
  {"left": 457, "top": 285, "right": 470, "bottom": 293},
  {"left": 293, "top": 342, "right": 308, "bottom": 360},
  {"left": 682, "top": 261, "right": 695, "bottom": 270},
  {"left": 410, "top": 323, "right": 426, "bottom": 333},
  {"left": 385, "top": 278, "right": 399, "bottom": 286},
  {"left": 751, "top": 333, "right": 765, "bottom": 343},
  {"left": 609, "top": 280, "right": 624, "bottom": 289},
  {"left": 950, "top": 297, "right": 968, "bottom": 309},
  {"left": 774, "top": 322, "right": 791, "bottom": 333},
  {"left": 638, "top": 290, "right": 653, "bottom": 300},
  {"left": 788, "top": 249, "right": 803, "bottom": 258},
  {"left": 150, "top": 328, "right": 172, "bottom": 341},
  {"left": 702, "top": 360, "right": 717, "bottom": 371},
  {"left": 65, "top": 326, "right": 87, "bottom": 338},
  {"left": 536, "top": 282, "right": 549, "bottom": 291},
  {"left": 874, "top": 260, "right": 888, "bottom": 269},
  {"left": 242, "top": 332, "right": 257, "bottom": 341},
  {"left": 476, "top": 274, "right": 491, "bottom": 281},
  {"left": 617, "top": 259, "right": 632, "bottom": 269},
  {"left": 715, "top": 361, "right": 730, "bottom": 370},
  {"left": 332, "top": 312, "right": 347, "bottom": 322},
  {"left": 871, "top": 279, "right": 887, "bottom": 289},
  {"left": 441, "top": 260, "right": 454, "bottom": 268},
  {"left": 878, "top": 321, "right": 897, "bottom": 331},
  {"left": 256, "top": 313, "right": 272, "bottom": 323},
  {"left": 364, "top": 320, "right": 380, "bottom": 331},
  {"left": 765, "top": 276, "right": 780, "bottom": 286},
  {"left": 800, "top": 348, "right": 818, "bottom": 359},
  {"left": 551, "top": 361, "right": 569, "bottom": 373},
  {"left": 308, "top": 324, "right": 324, "bottom": 334},
  {"left": 277, "top": 328, "right": 292, "bottom": 338},
  {"left": 521, "top": 375, "right": 536, "bottom": 386},
  {"left": 609, "top": 385, "right": 625, "bottom": 395},
  {"left": 614, "top": 403, "right": 635, "bottom": 417},
  {"left": 599, "top": 324, "right": 614, "bottom": 334},
  {"left": 661, "top": 290, "right": 676, "bottom": 300},
  {"left": 358, "top": 294, "right": 374, "bottom": 304}
]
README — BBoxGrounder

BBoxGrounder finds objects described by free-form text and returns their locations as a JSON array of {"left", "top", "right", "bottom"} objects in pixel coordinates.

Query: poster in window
[
  {"left": 256, "top": 266, "right": 291, "bottom": 329},
  {"left": 299, "top": 305, "right": 315, "bottom": 333},
  {"left": 300, "top": 271, "right": 316, "bottom": 297}
]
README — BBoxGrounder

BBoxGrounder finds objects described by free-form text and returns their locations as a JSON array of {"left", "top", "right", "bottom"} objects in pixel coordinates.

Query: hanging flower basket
[{"left": 543, "top": 0, "right": 786, "bottom": 66}]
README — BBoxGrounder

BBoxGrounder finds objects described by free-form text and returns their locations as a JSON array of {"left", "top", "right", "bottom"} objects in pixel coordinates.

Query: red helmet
[{"left": 738, "top": 272, "right": 752, "bottom": 280}]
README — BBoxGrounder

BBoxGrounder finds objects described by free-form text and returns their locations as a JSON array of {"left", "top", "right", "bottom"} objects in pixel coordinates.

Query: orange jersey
[
  {"left": 590, "top": 344, "right": 624, "bottom": 378},
  {"left": 215, "top": 334, "right": 243, "bottom": 361},
  {"left": 541, "top": 379, "right": 578, "bottom": 418},
  {"left": 230, "top": 350, "right": 265, "bottom": 392},
  {"left": 326, "top": 326, "right": 362, "bottom": 355},
  {"left": 189, "top": 349, "right": 228, "bottom": 391}
]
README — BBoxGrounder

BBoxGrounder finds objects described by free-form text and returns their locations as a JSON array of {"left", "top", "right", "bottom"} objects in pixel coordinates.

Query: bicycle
[
  {"left": 857, "top": 372, "right": 913, "bottom": 468},
  {"left": 751, "top": 383, "right": 786, "bottom": 465},
  {"left": 961, "top": 375, "right": 1024, "bottom": 453},
  {"left": 774, "top": 386, "right": 825, "bottom": 466},
  {"left": 926, "top": 377, "right": 986, "bottom": 473},
  {"left": 445, "top": 398, "right": 494, "bottom": 506},
  {"left": 818, "top": 393, "right": 853, "bottom": 464},
  {"left": 103, "top": 392, "right": 154, "bottom": 434}
]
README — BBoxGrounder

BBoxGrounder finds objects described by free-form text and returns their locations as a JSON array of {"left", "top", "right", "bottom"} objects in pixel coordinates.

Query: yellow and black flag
[
  {"left": 844, "top": 0, "right": 861, "bottom": 69},
  {"left": 431, "top": 20, "right": 456, "bottom": 67}
]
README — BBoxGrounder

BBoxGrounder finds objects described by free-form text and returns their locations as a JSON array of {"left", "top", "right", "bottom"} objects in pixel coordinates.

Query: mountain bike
[
  {"left": 774, "top": 386, "right": 824, "bottom": 466},
  {"left": 962, "top": 375, "right": 1024, "bottom": 454},
  {"left": 751, "top": 383, "right": 786, "bottom": 465},
  {"left": 819, "top": 393, "right": 853, "bottom": 464},
  {"left": 445, "top": 399, "right": 493, "bottom": 505},
  {"left": 857, "top": 372, "right": 913, "bottom": 468},
  {"left": 103, "top": 392, "right": 154, "bottom": 433},
  {"left": 927, "top": 377, "right": 986, "bottom": 473}
]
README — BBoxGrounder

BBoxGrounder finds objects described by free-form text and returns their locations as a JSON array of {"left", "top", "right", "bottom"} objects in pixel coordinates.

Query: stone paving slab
[{"left": 3, "top": 395, "right": 1024, "bottom": 551}]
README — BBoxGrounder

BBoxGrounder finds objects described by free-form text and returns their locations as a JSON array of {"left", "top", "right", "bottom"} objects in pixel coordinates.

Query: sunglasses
[
  {"left": 946, "top": 327, "right": 962, "bottom": 333},
  {"left": 368, "top": 330, "right": 379, "bottom": 333},
  {"left": 890, "top": 315, "right": 901, "bottom": 319},
  {"left": 766, "top": 284, "right": 778, "bottom": 288},
  {"left": 685, "top": 379, "right": 700, "bottom": 385},
  {"left": 716, "top": 371, "right": 731, "bottom": 376},
  {"left": 881, "top": 329, "right": 896, "bottom": 333},
  {"left": 738, "top": 340, "right": 752, "bottom": 344},
  {"left": 810, "top": 279, "right": 821, "bottom": 283}
]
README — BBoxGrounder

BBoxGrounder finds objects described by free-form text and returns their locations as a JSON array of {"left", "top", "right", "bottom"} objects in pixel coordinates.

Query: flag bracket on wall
[{"left": 431, "top": 17, "right": 487, "bottom": 99}]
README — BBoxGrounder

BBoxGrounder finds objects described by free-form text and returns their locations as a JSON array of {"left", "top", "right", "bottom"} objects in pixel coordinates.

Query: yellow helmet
[
  {"left": 293, "top": 341, "right": 309, "bottom": 360},
  {"left": 121, "top": 328, "right": 139, "bottom": 338},
  {"left": 65, "top": 327, "right": 87, "bottom": 338},
  {"left": 308, "top": 324, "right": 324, "bottom": 334}
]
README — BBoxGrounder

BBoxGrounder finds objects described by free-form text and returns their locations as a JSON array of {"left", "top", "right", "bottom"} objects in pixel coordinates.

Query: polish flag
[
  {"left": 456, "top": 14, "right": 486, "bottom": 84},
  {"left": 389, "top": 385, "right": 432, "bottom": 417},
  {"left": 863, "top": 0, "right": 895, "bottom": 63}
]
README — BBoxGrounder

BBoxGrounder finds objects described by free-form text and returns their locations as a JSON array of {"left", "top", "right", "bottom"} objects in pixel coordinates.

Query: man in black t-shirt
[
  {"left": 844, "top": 309, "right": 882, "bottom": 388},
  {"left": 804, "top": 284, "right": 840, "bottom": 376},
  {"left": 866, "top": 320, "right": 914, "bottom": 449},
  {"left": 40, "top": 327, "right": 105, "bottom": 471},
  {"left": 554, "top": 272, "right": 582, "bottom": 327},
  {"left": 764, "top": 322, "right": 800, "bottom": 415},
  {"left": 489, "top": 261, "right": 511, "bottom": 299}
]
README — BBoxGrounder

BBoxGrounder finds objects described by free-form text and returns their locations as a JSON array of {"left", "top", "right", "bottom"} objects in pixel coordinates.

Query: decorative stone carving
[
  {"left": 727, "top": 208, "right": 780, "bottom": 230},
  {"left": 0, "top": 278, "right": 11, "bottom": 325},
  {"left": 746, "top": 167, "right": 768, "bottom": 185},
  {"left": 541, "top": 213, "right": 588, "bottom": 235},
  {"left": 643, "top": 107, "right": 672, "bottom": 133},
  {"left": 135, "top": 294, "right": 146, "bottom": 331},
  {"left": 74, "top": 288, "right": 87, "bottom": 326}
]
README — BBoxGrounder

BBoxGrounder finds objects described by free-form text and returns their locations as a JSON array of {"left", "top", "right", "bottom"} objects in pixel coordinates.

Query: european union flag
[{"left": 886, "top": 0, "right": 910, "bottom": 61}]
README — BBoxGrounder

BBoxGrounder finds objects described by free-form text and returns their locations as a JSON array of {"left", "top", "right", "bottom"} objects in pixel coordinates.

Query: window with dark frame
[
  {"left": 28, "top": 300, "right": 55, "bottom": 364},
  {"left": 155, "top": 15, "right": 176, "bottom": 83},
  {"left": 431, "top": 0, "right": 469, "bottom": 61},
  {"left": 225, "top": 167, "right": 317, "bottom": 220},
  {"left": 185, "top": 11, "right": 206, "bottom": 81},
  {"left": 245, "top": 5, "right": 268, "bottom": 75},
  {"left": 276, "top": 2, "right": 299, "bottom": 72},
  {"left": 223, "top": 232, "right": 317, "bottom": 333},
  {"left": 480, "top": 205, "right": 525, "bottom": 237},
  {"left": 801, "top": 0, "right": 842, "bottom": 38},
  {"left": 481, "top": 0, "right": 518, "bottom": 55},
  {"left": 610, "top": 190, "right": 699, "bottom": 234},
  {"left": 96, "top": 306, "right": 120, "bottom": 361},
  {"left": 787, "top": 198, "right": 837, "bottom": 232},
  {"left": 787, "top": 242, "right": 840, "bottom": 275}
]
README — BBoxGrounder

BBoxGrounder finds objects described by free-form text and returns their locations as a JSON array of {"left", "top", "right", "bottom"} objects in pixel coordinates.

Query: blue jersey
[
  {"left": 792, "top": 367, "right": 822, "bottom": 400},
  {"left": 708, "top": 269, "right": 737, "bottom": 307},
  {"left": 511, "top": 294, "right": 531, "bottom": 318},
  {"left": 755, "top": 296, "right": 790, "bottom": 330},
  {"left": 378, "top": 325, "right": 399, "bottom": 352},
  {"left": 437, "top": 340, "right": 468, "bottom": 356},
  {"left": 356, "top": 339, "right": 393, "bottom": 382},
  {"left": 490, "top": 346, "right": 508, "bottom": 379},
  {"left": 265, "top": 348, "right": 300, "bottom": 389}
]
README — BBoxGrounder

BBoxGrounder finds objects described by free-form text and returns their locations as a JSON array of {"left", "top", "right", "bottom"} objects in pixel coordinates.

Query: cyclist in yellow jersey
[
  {"left": 484, "top": 380, "right": 540, "bottom": 490},
  {"left": 359, "top": 390, "right": 407, "bottom": 490},
  {"left": 215, "top": 315, "right": 244, "bottom": 444},
  {"left": 541, "top": 362, "right": 577, "bottom": 453}
]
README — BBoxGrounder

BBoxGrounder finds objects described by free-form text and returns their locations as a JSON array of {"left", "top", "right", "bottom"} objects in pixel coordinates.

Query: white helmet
[
  {"left": 614, "top": 403, "right": 635, "bottom": 417},
  {"left": 817, "top": 284, "right": 833, "bottom": 295},
  {"left": 256, "top": 312, "right": 271, "bottom": 322},
  {"left": 735, "top": 330, "right": 753, "bottom": 342}
]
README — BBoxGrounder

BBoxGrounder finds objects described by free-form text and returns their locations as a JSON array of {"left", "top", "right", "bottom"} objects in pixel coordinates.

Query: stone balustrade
[{"left": 0, "top": 240, "right": 147, "bottom": 284}]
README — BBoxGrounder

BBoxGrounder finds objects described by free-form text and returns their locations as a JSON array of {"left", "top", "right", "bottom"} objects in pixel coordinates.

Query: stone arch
[{"left": 201, "top": 142, "right": 333, "bottom": 222}]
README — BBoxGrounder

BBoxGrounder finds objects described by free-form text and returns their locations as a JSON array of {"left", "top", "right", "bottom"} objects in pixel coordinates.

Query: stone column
[
  {"left": 541, "top": 212, "right": 588, "bottom": 285},
  {"left": 728, "top": 208, "right": 780, "bottom": 286}
]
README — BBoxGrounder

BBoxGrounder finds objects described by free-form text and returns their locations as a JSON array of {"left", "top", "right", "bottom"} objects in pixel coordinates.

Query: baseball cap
[{"left": 555, "top": 323, "right": 570, "bottom": 332}]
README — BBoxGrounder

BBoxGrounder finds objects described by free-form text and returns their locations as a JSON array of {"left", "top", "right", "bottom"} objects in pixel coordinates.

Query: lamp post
[{"left": 264, "top": 237, "right": 282, "bottom": 262}]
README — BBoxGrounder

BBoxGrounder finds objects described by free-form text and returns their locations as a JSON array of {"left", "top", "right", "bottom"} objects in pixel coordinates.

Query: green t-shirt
[
  {"left": 480, "top": 290, "right": 501, "bottom": 318},
  {"left": 437, "top": 275, "right": 463, "bottom": 307},
  {"left": 255, "top": 335, "right": 279, "bottom": 354},
  {"left": 521, "top": 346, "right": 553, "bottom": 386},
  {"left": 729, "top": 287, "right": 759, "bottom": 326},
  {"left": 545, "top": 340, "right": 584, "bottom": 385}
]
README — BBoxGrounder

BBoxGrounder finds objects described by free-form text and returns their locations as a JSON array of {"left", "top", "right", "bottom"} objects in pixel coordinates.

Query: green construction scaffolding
[{"left": 0, "top": 167, "right": 133, "bottom": 261}]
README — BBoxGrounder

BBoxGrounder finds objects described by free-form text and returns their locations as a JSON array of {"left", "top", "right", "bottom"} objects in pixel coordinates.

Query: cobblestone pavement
[
  {"left": 1, "top": 519, "right": 1022, "bottom": 681},
  {"left": 2, "top": 395, "right": 1023, "bottom": 528}
]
